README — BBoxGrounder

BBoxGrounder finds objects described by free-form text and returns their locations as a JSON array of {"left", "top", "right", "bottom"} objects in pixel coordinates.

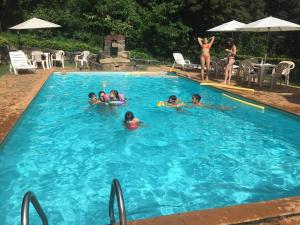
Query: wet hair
[
  {"left": 110, "top": 90, "right": 120, "bottom": 100},
  {"left": 168, "top": 95, "right": 177, "bottom": 103},
  {"left": 88, "top": 92, "right": 96, "bottom": 98},
  {"left": 192, "top": 94, "right": 201, "bottom": 102},
  {"left": 125, "top": 111, "right": 134, "bottom": 122}
]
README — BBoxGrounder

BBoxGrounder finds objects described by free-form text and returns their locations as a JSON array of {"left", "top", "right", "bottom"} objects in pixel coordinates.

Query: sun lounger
[
  {"left": 172, "top": 53, "right": 199, "bottom": 70},
  {"left": 9, "top": 51, "right": 37, "bottom": 75}
]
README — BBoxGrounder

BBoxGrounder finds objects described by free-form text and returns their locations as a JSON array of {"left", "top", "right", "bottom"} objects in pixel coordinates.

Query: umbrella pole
[
  {"left": 265, "top": 27, "right": 270, "bottom": 62},
  {"left": 17, "top": 31, "right": 20, "bottom": 49}
]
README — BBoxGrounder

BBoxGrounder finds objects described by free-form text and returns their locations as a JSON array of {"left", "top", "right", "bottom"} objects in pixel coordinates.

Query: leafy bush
[
  {"left": 129, "top": 50, "right": 155, "bottom": 60},
  {"left": 1, "top": 32, "right": 100, "bottom": 53},
  {"left": 0, "top": 36, "right": 9, "bottom": 48}
]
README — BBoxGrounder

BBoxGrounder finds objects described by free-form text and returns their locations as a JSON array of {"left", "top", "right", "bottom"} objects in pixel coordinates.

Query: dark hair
[
  {"left": 88, "top": 92, "right": 96, "bottom": 98},
  {"left": 99, "top": 91, "right": 105, "bottom": 97},
  {"left": 192, "top": 94, "right": 201, "bottom": 102},
  {"left": 110, "top": 90, "right": 120, "bottom": 100},
  {"left": 168, "top": 95, "right": 177, "bottom": 103},
  {"left": 227, "top": 38, "right": 235, "bottom": 47},
  {"left": 125, "top": 111, "right": 134, "bottom": 122}
]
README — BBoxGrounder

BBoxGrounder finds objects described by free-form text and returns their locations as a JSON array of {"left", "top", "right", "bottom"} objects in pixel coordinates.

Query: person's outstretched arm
[
  {"left": 197, "top": 37, "right": 203, "bottom": 46},
  {"left": 209, "top": 36, "right": 215, "bottom": 45}
]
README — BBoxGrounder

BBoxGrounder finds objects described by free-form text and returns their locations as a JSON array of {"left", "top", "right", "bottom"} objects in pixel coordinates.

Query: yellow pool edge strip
[
  {"left": 201, "top": 83, "right": 255, "bottom": 93},
  {"left": 223, "top": 93, "right": 265, "bottom": 110}
]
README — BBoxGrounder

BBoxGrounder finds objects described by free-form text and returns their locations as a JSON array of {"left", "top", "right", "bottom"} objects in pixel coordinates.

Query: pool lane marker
[
  {"left": 223, "top": 93, "right": 265, "bottom": 110},
  {"left": 201, "top": 83, "right": 255, "bottom": 93}
]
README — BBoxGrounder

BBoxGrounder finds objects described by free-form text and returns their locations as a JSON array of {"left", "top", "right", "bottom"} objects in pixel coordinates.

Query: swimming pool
[{"left": 1, "top": 72, "right": 300, "bottom": 225}]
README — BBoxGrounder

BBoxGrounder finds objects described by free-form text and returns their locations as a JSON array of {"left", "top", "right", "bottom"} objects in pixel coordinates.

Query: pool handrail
[
  {"left": 21, "top": 191, "right": 49, "bottom": 225},
  {"left": 109, "top": 179, "right": 127, "bottom": 225}
]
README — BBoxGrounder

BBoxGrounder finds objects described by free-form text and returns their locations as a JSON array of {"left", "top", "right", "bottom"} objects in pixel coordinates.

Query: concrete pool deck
[{"left": 0, "top": 66, "right": 300, "bottom": 224}]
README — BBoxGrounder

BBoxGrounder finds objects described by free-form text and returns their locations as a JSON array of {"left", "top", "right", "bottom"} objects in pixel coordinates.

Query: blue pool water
[{"left": 1, "top": 72, "right": 300, "bottom": 225}]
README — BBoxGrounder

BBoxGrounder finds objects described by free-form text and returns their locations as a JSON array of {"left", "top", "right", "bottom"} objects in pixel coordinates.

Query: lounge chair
[
  {"left": 51, "top": 50, "right": 65, "bottom": 68},
  {"left": 74, "top": 51, "right": 90, "bottom": 68},
  {"left": 172, "top": 53, "right": 199, "bottom": 70},
  {"left": 9, "top": 51, "right": 37, "bottom": 75},
  {"left": 31, "top": 51, "right": 46, "bottom": 70}
]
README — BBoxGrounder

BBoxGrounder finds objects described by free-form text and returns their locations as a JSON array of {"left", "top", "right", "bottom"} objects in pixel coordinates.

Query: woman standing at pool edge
[
  {"left": 224, "top": 38, "right": 237, "bottom": 84},
  {"left": 198, "top": 36, "right": 215, "bottom": 81}
]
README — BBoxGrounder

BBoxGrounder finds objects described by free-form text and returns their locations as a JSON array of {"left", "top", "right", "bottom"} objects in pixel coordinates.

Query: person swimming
[
  {"left": 191, "top": 94, "right": 204, "bottom": 106},
  {"left": 98, "top": 91, "right": 109, "bottom": 103},
  {"left": 88, "top": 92, "right": 99, "bottom": 105},
  {"left": 166, "top": 95, "right": 185, "bottom": 107},
  {"left": 109, "top": 90, "right": 120, "bottom": 101},
  {"left": 124, "top": 111, "right": 141, "bottom": 130}
]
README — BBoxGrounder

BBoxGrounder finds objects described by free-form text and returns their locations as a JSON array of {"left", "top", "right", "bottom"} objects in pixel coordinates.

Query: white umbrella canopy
[
  {"left": 207, "top": 20, "right": 246, "bottom": 32},
  {"left": 237, "top": 16, "right": 300, "bottom": 32},
  {"left": 9, "top": 17, "right": 61, "bottom": 30},
  {"left": 237, "top": 16, "right": 300, "bottom": 61},
  {"left": 9, "top": 17, "right": 61, "bottom": 49}
]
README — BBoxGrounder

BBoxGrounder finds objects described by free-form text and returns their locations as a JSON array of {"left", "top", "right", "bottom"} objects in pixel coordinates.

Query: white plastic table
[{"left": 252, "top": 63, "right": 276, "bottom": 87}]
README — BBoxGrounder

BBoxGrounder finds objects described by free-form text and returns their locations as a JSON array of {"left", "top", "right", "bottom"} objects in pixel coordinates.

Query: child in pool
[
  {"left": 166, "top": 95, "right": 185, "bottom": 107},
  {"left": 191, "top": 94, "right": 204, "bottom": 106},
  {"left": 98, "top": 91, "right": 109, "bottom": 103},
  {"left": 124, "top": 111, "right": 141, "bottom": 130},
  {"left": 88, "top": 92, "right": 99, "bottom": 105},
  {"left": 109, "top": 90, "right": 120, "bottom": 101}
]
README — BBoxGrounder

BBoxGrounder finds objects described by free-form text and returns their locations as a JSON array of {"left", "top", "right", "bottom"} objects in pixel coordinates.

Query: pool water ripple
[{"left": 0, "top": 73, "right": 299, "bottom": 225}]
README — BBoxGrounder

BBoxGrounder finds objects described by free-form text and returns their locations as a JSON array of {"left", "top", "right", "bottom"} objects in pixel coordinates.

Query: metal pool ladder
[
  {"left": 109, "top": 179, "right": 127, "bottom": 225},
  {"left": 21, "top": 191, "right": 48, "bottom": 225},
  {"left": 20, "top": 178, "right": 127, "bottom": 225}
]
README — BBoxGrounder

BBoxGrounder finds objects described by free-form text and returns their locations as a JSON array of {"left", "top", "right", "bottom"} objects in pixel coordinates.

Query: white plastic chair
[
  {"left": 31, "top": 51, "right": 46, "bottom": 70},
  {"left": 172, "top": 53, "right": 199, "bottom": 70},
  {"left": 51, "top": 50, "right": 65, "bottom": 68},
  {"left": 270, "top": 61, "right": 295, "bottom": 89},
  {"left": 74, "top": 51, "right": 90, "bottom": 68},
  {"left": 9, "top": 51, "right": 37, "bottom": 75}
]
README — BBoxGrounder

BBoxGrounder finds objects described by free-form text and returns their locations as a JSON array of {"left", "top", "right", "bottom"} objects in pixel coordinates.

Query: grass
[{"left": 0, "top": 64, "right": 9, "bottom": 77}]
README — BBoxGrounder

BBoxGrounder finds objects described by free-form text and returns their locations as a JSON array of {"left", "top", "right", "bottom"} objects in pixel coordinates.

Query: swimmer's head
[
  {"left": 203, "top": 38, "right": 208, "bottom": 44},
  {"left": 110, "top": 90, "right": 119, "bottom": 100},
  {"left": 125, "top": 111, "right": 134, "bottom": 122},
  {"left": 89, "top": 92, "right": 97, "bottom": 99},
  {"left": 99, "top": 91, "right": 106, "bottom": 101},
  {"left": 168, "top": 95, "right": 177, "bottom": 104},
  {"left": 192, "top": 94, "right": 201, "bottom": 103}
]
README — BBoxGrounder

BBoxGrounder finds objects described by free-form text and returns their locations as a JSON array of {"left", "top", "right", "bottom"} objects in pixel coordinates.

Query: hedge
[{"left": 1, "top": 32, "right": 100, "bottom": 53}]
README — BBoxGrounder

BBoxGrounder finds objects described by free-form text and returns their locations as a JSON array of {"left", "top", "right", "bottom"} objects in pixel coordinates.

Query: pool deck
[
  {"left": 173, "top": 68, "right": 300, "bottom": 116},
  {"left": 1, "top": 66, "right": 300, "bottom": 224}
]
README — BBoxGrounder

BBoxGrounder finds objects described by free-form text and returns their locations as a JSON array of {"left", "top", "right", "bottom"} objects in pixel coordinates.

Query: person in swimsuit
[
  {"left": 98, "top": 91, "right": 109, "bottom": 103},
  {"left": 124, "top": 111, "right": 141, "bottom": 130},
  {"left": 166, "top": 95, "right": 185, "bottom": 108},
  {"left": 88, "top": 92, "right": 99, "bottom": 105},
  {"left": 191, "top": 94, "right": 203, "bottom": 106},
  {"left": 198, "top": 36, "right": 215, "bottom": 81},
  {"left": 224, "top": 38, "right": 237, "bottom": 84}
]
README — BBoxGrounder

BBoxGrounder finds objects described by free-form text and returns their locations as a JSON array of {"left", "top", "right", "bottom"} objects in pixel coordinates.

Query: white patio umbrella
[
  {"left": 207, "top": 20, "right": 246, "bottom": 32},
  {"left": 9, "top": 17, "right": 61, "bottom": 48},
  {"left": 237, "top": 16, "right": 300, "bottom": 61},
  {"left": 207, "top": 20, "right": 245, "bottom": 37}
]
